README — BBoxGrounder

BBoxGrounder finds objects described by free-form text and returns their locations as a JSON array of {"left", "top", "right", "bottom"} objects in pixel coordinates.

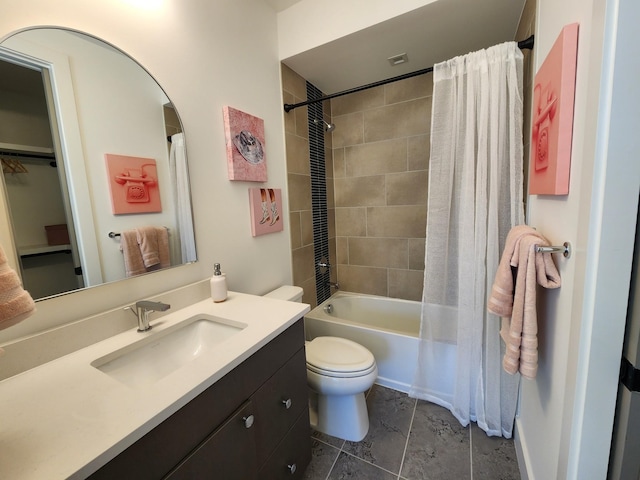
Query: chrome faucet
[
  {"left": 135, "top": 300, "right": 170, "bottom": 332},
  {"left": 326, "top": 281, "right": 340, "bottom": 290}
]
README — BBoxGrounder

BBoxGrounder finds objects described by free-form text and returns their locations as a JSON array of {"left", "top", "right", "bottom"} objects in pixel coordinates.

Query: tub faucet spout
[{"left": 135, "top": 300, "right": 170, "bottom": 332}]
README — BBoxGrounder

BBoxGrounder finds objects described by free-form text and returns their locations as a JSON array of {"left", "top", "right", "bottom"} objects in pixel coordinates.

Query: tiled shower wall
[
  {"left": 330, "top": 76, "right": 432, "bottom": 301},
  {"left": 282, "top": 64, "right": 336, "bottom": 309},
  {"left": 283, "top": 17, "right": 532, "bottom": 304},
  {"left": 517, "top": 0, "right": 536, "bottom": 198}
]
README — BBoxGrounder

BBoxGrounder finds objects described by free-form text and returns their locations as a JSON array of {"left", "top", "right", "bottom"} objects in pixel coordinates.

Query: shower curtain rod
[{"left": 283, "top": 35, "right": 534, "bottom": 113}]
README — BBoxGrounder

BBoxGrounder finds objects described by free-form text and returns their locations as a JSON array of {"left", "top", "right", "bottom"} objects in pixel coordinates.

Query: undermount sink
[{"left": 91, "top": 314, "right": 246, "bottom": 387}]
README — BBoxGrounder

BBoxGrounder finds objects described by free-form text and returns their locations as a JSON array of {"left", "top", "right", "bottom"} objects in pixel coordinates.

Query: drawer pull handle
[
  {"left": 287, "top": 463, "right": 297, "bottom": 474},
  {"left": 242, "top": 414, "right": 254, "bottom": 429},
  {"left": 282, "top": 398, "right": 292, "bottom": 409}
]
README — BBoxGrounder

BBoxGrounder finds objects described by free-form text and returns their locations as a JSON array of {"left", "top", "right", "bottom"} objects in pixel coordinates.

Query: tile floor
[{"left": 302, "top": 384, "right": 521, "bottom": 480}]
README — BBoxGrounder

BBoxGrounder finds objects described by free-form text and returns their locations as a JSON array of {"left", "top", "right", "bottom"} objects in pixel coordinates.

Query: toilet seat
[{"left": 306, "top": 337, "right": 376, "bottom": 378}]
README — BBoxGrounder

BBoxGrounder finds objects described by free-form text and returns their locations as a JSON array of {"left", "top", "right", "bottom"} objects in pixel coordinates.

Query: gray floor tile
[
  {"left": 471, "top": 423, "right": 520, "bottom": 480},
  {"left": 303, "top": 438, "right": 341, "bottom": 480},
  {"left": 401, "top": 400, "right": 471, "bottom": 480},
  {"left": 328, "top": 452, "right": 398, "bottom": 480},
  {"left": 312, "top": 429, "right": 346, "bottom": 449},
  {"left": 341, "top": 384, "right": 416, "bottom": 475}
]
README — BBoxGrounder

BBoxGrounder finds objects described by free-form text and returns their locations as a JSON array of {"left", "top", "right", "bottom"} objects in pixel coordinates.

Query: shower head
[{"left": 313, "top": 118, "right": 335, "bottom": 133}]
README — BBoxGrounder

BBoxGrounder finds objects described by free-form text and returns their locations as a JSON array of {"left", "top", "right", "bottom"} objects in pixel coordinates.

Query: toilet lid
[{"left": 306, "top": 336, "right": 375, "bottom": 375}]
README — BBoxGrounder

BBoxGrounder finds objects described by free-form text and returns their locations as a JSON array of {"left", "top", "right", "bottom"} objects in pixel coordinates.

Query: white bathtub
[
  {"left": 304, "top": 292, "right": 419, "bottom": 393},
  {"left": 304, "top": 292, "right": 458, "bottom": 396}
]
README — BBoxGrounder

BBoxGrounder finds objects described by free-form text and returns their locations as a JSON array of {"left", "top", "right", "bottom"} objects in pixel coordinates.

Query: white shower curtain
[
  {"left": 169, "top": 133, "right": 197, "bottom": 263},
  {"left": 409, "top": 42, "right": 524, "bottom": 437}
]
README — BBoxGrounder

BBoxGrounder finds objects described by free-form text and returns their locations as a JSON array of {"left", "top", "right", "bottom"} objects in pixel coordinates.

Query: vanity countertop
[{"left": 0, "top": 292, "right": 310, "bottom": 480}]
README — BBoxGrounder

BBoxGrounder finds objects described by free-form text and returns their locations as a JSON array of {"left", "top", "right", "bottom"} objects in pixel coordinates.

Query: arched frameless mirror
[{"left": 0, "top": 28, "right": 196, "bottom": 300}]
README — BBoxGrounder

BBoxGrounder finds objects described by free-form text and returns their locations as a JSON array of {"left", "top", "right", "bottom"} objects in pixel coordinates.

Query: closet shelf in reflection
[{"left": 18, "top": 244, "right": 72, "bottom": 258}]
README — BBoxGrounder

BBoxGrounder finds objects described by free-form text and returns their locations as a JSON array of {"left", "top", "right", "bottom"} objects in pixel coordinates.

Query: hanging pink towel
[
  {"left": 0, "top": 243, "right": 36, "bottom": 331},
  {"left": 488, "top": 225, "right": 561, "bottom": 379}
]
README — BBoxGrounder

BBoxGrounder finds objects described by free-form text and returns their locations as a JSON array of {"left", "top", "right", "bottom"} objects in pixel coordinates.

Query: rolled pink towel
[{"left": 0, "top": 243, "right": 36, "bottom": 330}]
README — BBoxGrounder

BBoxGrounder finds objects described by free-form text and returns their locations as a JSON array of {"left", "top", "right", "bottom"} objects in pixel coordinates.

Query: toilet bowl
[
  {"left": 305, "top": 336, "right": 377, "bottom": 442},
  {"left": 263, "top": 286, "right": 378, "bottom": 442}
]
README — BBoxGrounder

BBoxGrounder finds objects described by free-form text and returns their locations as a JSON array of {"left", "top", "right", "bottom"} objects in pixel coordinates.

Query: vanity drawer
[
  {"left": 258, "top": 409, "right": 311, "bottom": 480},
  {"left": 253, "top": 347, "right": 308, "bottom": 466}
]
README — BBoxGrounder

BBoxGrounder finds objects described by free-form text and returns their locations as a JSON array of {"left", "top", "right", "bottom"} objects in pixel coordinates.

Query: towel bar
[
  {"left": 536, "top": 242, "right": 571, "bottom": 259},
  {"left": 108, "top": 227, "right": 169, "bottom": 239}
]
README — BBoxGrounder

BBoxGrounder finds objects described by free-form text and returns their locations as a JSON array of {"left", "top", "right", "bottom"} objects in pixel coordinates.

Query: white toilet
[{"left": 264, "top": 286, "right": 378, "bottom": 442}]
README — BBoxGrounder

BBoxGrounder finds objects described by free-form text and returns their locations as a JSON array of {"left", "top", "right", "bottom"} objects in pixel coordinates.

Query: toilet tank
[{"left": 263, "top": 286, "right": 304, "bottom": 302}]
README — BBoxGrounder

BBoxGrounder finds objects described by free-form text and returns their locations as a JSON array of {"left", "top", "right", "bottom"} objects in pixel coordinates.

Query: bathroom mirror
[{"left": 0, "top": 28, "right": 197, "bottom": 300}]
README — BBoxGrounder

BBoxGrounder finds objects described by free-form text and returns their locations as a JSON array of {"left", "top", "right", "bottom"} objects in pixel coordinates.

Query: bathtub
[{"left": 304, "top": 292, "right": 457, "bottom": 395}]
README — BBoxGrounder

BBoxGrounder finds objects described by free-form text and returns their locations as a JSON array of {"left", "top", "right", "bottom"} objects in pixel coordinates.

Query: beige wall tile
[
  {"left": 281, "top": 64, "right": 307, "bottom": 101},
  {"left": 367, "top": 205, "right": 427, "bottom": 238},
  {"left": 294, "top": 105, "right": 309, "bottom": 139},
  {"left": 364, "top": 98, "right": 431, "bottom": 143},
  {"left": 408, "top": 238, "right": 425, "bottom": 270},
  {"left": 335, "top": 175, "right": 386, "bottom": 207},
  {"left": 349, "top": 237, "right": 408, "bottom": 269},
  {"left": 385, "top": 74, "right": 433, "bottom": 105},
  {"left": 292, "top": 244, "right": 315, "bottom": 286},
  {"left": 388, "top": 269, "right": 424, "bottom": 301},
  {"left": 326, "top": 177, "right": 335, "bottom": 209},
  {"left": 345, "top": 138, "right": 408, "bottom": 177},
  {"left": 331, "top": 86, "right": 385, "bottom": 116},
  {"left": 327, "top": 207, "right": 336, "bottom": 239},
  {"left": 408, "top": 134, "right": 430, "bottom": 171},
  {"left": 285, "top": 133, "right": 310, "bottom": 175},
  {"left": 337, "top": 265, "right": 387, "bottom": 296},
  {"left": 335, "top": 207, "right": 367, "bottom": 236},
  {"left": 289, "top": 211, "right": 302, "bottom": 249},
  {"left": 300, "top": 277, "right": 318, "bottom": 309},
  {"left": 332, "top": 112, "right": 364, "bottom": 148},
  {"left": 301, "top": 209, "right": 314, "bottom": 246},
  {"left": 336, "top": 236, "right": 349, "bottom": 265},
  {"left": 386, "top": 171, "right": 428, "bottom": 206},
  {"left": 333, "top": 148, "right": 346, "bottom": 178},
  {"left": 283, "top": 91, "right": 296, "bottom": 135},
  {"left": 288, "top": 173, "right": 312, "bottom": 211}
]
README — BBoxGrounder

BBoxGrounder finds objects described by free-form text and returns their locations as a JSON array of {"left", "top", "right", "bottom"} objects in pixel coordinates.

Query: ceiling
[{"left": 269, "top": 0, "right": 527, "bottom": 94}]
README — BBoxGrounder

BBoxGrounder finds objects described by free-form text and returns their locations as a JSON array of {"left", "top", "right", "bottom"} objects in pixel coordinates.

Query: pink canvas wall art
[
  {"left": 105, "top": 153, "right": 162, "bottom": 214},
  {"left": 249, "top": 188, "right": 283, "bottom": 236},
  {"left": 529, "top": 23, "right": 579, "bottom": 195},
  {"left": 223, "top": 106, "right": 267, "bottom": 182}
]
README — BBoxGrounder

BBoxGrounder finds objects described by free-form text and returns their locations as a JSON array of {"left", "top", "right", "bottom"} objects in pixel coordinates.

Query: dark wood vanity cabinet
[{"left": 88, "top": 319, "right": 310, "bottom": 480}]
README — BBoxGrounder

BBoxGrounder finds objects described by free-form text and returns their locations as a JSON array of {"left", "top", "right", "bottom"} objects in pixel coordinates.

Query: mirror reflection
[{"left": 0, "top": 29, "right": 196, "bottom": 300}]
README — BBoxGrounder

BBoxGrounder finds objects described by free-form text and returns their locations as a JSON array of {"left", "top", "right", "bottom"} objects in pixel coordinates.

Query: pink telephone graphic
[
  {"left": 532, "top": 83, "right": 557, "bottom": 172},
  {"left": 114, "top": 163, "right": 157, "bottom": 203}
]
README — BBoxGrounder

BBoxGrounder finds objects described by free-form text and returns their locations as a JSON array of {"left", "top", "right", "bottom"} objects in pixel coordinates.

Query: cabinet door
[
  {"left": 253, "top": 348, "right": 309, "bottom": 466},
  {"left": 165, "top": 401, "right": 258, "bottom": 480},
  {"left": 259, "top": 409, "right": 311, "bottom": 480}
]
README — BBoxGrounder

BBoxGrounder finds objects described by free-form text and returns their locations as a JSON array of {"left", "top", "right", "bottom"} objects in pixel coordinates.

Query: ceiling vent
[{"left": 387, "top": 53, "right": 409, "bottom": 66}]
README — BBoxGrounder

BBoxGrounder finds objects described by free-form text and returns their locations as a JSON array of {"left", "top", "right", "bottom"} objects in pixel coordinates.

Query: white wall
[
  {"left": 276, "top": 0, "right": 437, "bottom": 60},
  {"left": 0, "top": 0, "right": 293, "bottom": 343},
  {"left": 517, "top": 0, "right": 640, "bottom": 478}
]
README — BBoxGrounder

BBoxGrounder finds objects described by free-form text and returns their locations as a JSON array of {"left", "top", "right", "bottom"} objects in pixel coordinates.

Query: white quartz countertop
[{"left": 0, "top": 292, "right": 310, "bottom": 479}]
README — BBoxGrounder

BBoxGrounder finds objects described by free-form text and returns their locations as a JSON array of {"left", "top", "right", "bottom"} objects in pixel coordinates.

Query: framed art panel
[
  {"left": 223, "top": 106, "right": 267, "bottom": 182},
  {"left": 249, "top": 188, "right": 283, "bottom": 236},
  {"left": 105, "top": 153, "right": 162, "bottom": 214},
  {"left": 529, "top": 23, "right": 579, "bottom": 195}
]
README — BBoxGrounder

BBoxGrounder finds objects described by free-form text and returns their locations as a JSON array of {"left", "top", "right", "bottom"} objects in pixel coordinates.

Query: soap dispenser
[{"left": 210, "top": 263, "right": 227, "bottom": 303}]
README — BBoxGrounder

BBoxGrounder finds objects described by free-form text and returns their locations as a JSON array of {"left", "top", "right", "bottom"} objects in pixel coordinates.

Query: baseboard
[{"left": 514, "top": 416, "right": 532, "bottom": 480}]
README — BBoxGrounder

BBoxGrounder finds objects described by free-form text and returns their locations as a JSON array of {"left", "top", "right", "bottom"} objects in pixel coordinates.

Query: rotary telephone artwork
[
  {"left": 532, "top": 83, "right": 557, "bottom": 172},
  {"left": 113, "top": 163, "right": 157, "bottom": 203},
  {"left": 105, "top": 154, "right": 163, "bottom": 214}
]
